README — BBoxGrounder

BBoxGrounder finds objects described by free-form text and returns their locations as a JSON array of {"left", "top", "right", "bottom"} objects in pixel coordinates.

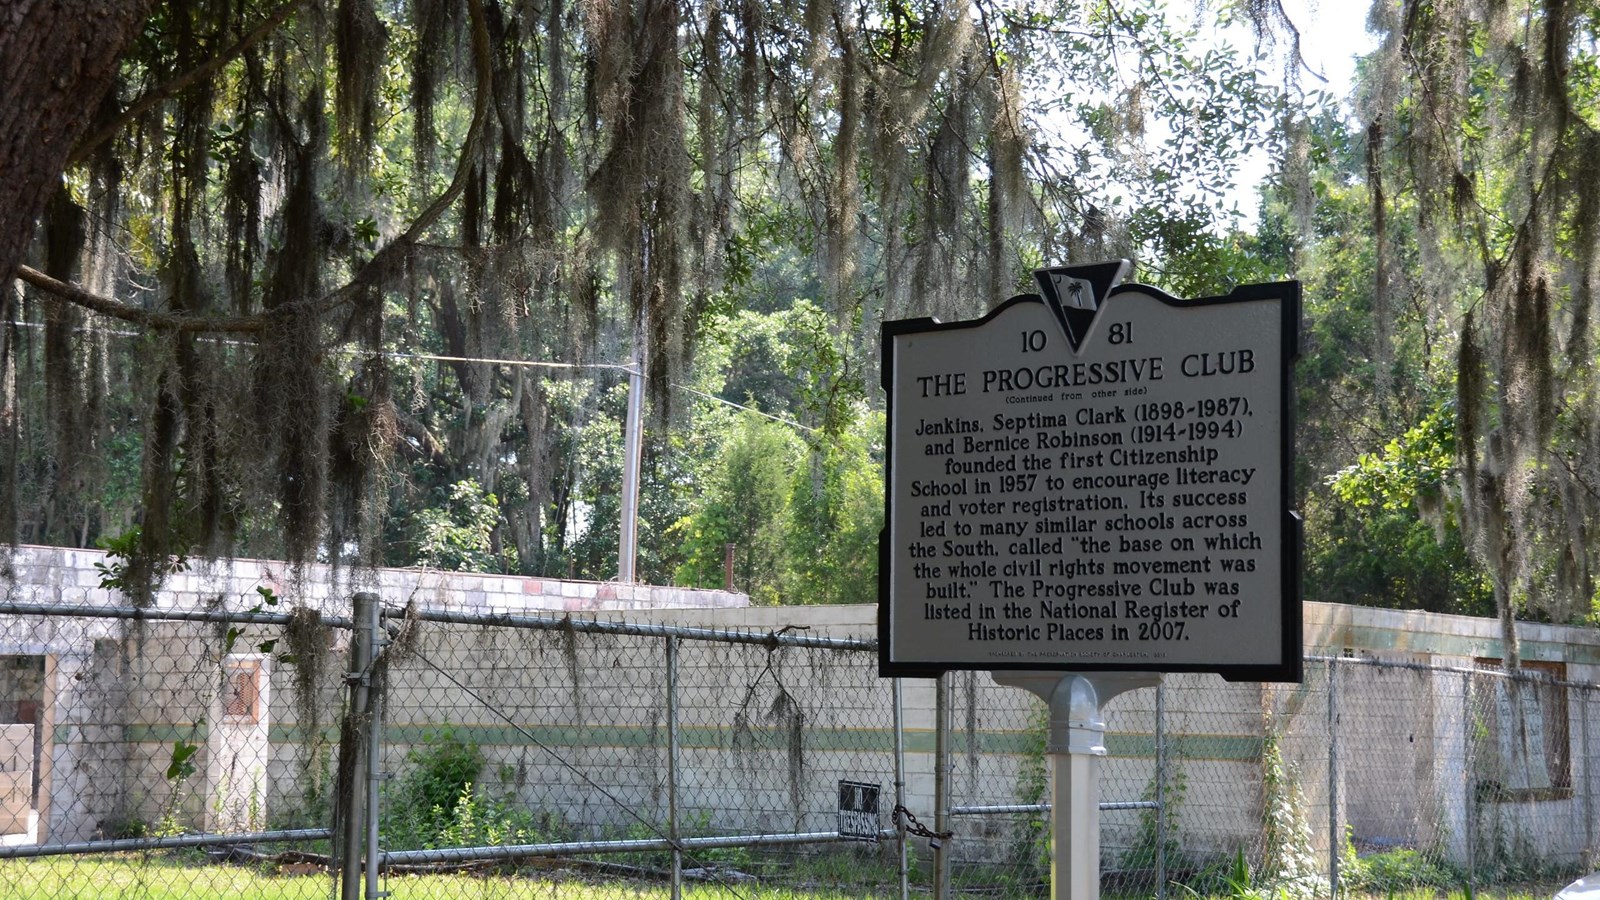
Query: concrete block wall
[
  {"left": 0, "top": 544, "right": 750, "bottom": 842},
  {"left": 2, "top": 543, "right": 750, "bottom": 616},
  {"left": 620, "top": 603, "right": 1600, "bottom": 868},
  {"left": 0, "top": 725, "right": 32, "bottom": 835},
  {"left": 370, "top": 615, "right": 899, "bottom": 841}
]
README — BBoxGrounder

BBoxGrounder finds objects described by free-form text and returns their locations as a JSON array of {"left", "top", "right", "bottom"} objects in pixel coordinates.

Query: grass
[
  {"left": 0, "top": 855, "right": 1576, "bottom": 899},
  {"left": 1349, "top": 891, "right": 1562, "bottom": 900},
  {"left": 1, "top": 855, "right": 333, "bottom": 900},
  {"left": 0, "top": 854, "right": 884, "bottom": 900}
]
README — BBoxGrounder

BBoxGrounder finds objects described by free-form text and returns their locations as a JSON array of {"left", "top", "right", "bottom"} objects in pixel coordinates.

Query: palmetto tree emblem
[{"left": 1035, "top": 260, "right": 1129, "bottom": 352}]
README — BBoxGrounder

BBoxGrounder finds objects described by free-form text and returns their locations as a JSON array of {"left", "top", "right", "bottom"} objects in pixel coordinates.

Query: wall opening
[{"left": 1, "top": 655, "right": 46, "bottom": 838}]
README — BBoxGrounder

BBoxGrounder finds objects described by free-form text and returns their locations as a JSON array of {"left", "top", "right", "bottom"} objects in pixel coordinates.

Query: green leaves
[
  {"left": 413, "top": 480, "right": 515, "bottom": 573},
  {"left": 223, "top": 584, "right": 298, "bottom": 660},
  {"left": 1327, "top": 401, "right": 1455, "bottom": 512},
  {"left": 666, "top": 297, "right": 885, "bottom": 604},
  {"left": 166, "top": 736, "right": 201, "bottom": 782},
  {"left": 671, "top": 412, "right": 802, "bottom": 603},
  {"left": 94, "top": 526, "right": 189, "bottom": 593},
  {"left": 1310, "top": 398, "right": 1492, "bottom": 614},
  {"left": 353, "top": 217, "right": 380, "bottom": 245}
]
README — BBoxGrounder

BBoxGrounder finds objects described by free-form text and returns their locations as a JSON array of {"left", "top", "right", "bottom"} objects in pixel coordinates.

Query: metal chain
[{"left": 893, "top": 805, "right": 953, "bottom": 841}]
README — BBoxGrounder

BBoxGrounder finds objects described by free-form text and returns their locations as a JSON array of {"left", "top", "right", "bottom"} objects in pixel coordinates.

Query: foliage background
[{"left": 6, "top": 0, "right": 1600, "bottom": 626}]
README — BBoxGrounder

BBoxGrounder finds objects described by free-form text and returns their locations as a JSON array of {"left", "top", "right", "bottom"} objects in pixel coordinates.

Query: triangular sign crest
[{"left": 1033, "top": 260, "right": 1131, "bottom": 352}]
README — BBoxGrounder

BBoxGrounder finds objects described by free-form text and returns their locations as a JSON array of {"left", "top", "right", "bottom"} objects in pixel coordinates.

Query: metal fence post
[
  {"left": 667, "top": 635, "right": 682, "bottom": 900},
  {"left": 340, "top": 592, "right": 377, "bottom": 900},
  {"left": 934, "top": 673, "right": 951, "bottom": 900},
  {"left": 1156, "top": 677, "right": 1166, "bottom": 900},
  {"left": 364, "top": 595, "right": 386, "bottom": 900},
  {"left": 1328, "top": 658, "right": 1340, "bottom": 897},
  {"left": 1463, "top": 671, "right": 1475, "bottom": 893},
  {"left": 894, "top": 677, "right": 910, "bottom": 900},
  {"left": 1584, "top": 684, "right": 1595, "bottom": 868}
]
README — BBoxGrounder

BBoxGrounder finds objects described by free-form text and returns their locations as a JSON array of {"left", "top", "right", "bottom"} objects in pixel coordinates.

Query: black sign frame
[{"left": 878, "top": 269, "right": 1302, "bottom": 682}]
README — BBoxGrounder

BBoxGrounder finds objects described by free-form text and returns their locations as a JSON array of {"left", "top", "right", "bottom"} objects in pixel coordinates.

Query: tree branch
[
  {"left": 21, "top": 0, "right": 495, "bottom": 338},
  {"left": 396, "top": 411, "right": 450, "bottom": 468},
  {"left": 16, "top": 264, "right": 266, "bottom": 334},
  {"left": 67, "top": 0, "right": 310, "bottom": 168},
  {"left": 0, "top": 0, "right": 154, "bottom": 294}
]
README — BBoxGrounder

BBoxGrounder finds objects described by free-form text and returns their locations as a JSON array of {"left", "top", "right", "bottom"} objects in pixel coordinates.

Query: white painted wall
[{"left": 5, "top": 543, "right": 1600, "bottom": 872}]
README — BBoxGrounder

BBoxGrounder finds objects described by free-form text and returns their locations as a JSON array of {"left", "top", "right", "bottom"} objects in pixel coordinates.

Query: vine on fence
[
  {"left": 1013, "top": 704, "right": 1050, "bottom": 876},
  {"left": 1259, "top": 729, "right": 1324, "bottom": 899},
  {"left": 1122, "top": 761, "right": 1186, "bottom": 873},
  {"left": 731, "top": 644, "right": 807, "bottom": 828}
]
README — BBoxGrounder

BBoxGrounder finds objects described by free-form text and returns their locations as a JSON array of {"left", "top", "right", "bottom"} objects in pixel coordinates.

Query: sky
[
  {"left": 1279, "top": 0, "right": 1381, "bottom": 97},
  {"left": 1227, "top": 0, "right": 1382, "bottom": 213},
  {"left": 1029, "top": 0, "right": 1383, "bottom": 232}
]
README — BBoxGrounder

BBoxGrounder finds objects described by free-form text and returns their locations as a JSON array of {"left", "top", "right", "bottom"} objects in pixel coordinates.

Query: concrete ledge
[{"left": 1, "top": 544, "right": 749, "bottom": 615}]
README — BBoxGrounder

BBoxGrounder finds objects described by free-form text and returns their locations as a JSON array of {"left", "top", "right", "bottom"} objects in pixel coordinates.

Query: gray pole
[
  {"left": 893, "top": 677, "right": 909, "bottom": 900},
  {"left": 667, "top": 635, "right": 682, "bottom": 900},
  {"left": 340, "top": 592, "right": 376, "bottom": 900},
  {"left": 1327, "top": 659, "right": 1340, "bottom": 896},
  {"left": 1584, "top": 685, "right": 1594, "bottom": 865},
  {"left": 619, "top": 313, "right": 646, "bottom": 583},
  {"left": 934, "top": 674, "right": 951, "bottom": 900},
  {"left": 1155, "top": 678, "right": 1166, "bottom": 900},
  {"left": 364, "top": 594, "right": 385, "bottom": 900},
  {"left": 1463, "top": 671, "right": 1476, "bottom": 892}
]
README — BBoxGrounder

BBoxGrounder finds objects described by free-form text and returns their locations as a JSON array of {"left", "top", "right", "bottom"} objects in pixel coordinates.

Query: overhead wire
[{"left": 7, "top": 319, "right": 829, "bottom": 437}]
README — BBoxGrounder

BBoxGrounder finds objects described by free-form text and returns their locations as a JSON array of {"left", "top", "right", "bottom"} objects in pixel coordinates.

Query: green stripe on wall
[{"left": 113, "top": 723, "right": 1264, "bottom": 762}]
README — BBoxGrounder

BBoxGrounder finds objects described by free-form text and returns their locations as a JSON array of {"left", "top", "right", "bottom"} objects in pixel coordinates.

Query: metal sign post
[
  {"left": 993, "top": 672, "right": 1158, "bottom": 900},
  {"left": 878, "top": 261, "right": 1304, "bottom": 900}
]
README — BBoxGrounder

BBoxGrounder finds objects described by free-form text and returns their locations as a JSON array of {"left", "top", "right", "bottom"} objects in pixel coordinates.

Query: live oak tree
[
  {"left": 1277, "top": 106, "right": 1493, "bottom": 620},
  {"left": 1, "top": 0, "right": 1292, "bottom": 600},
  {"left": 0, "top": 1, "right": 157, "bottom": 294},
  {"left": 1348, "top": 0, "right": 1600, "bottom": 649}
]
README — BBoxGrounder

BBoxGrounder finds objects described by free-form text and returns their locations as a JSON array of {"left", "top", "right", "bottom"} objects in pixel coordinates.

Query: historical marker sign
[{"left": 880, "top": 262, "right": 1301, "bottom": 681}]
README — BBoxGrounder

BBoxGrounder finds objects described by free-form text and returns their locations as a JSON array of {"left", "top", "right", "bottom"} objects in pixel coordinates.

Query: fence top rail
[
  {"left": 0, "top": 828, "right": 333, "bottom": 859},
  {"left": 1307, "top": 653, "right": 1600, "bottom": 691},
  {"left": 0, "top": 600, "right": 355, "bottom": 630},
  {"left": 5, "top": 601, "right": 1594, "bottom": 685},
  {"left": 3, "top": 597, "right": 872, "bottom": 651},
  {"left": 381, "top": 828, "right": 899, "bottom": 866},
  {"left": 382, "top": 603, "right": 879, "bottom": 652}
]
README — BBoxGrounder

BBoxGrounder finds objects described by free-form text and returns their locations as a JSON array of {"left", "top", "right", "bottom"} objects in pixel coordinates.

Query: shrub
[
  {"left": 1343, "top": 847, "right": 1457, "bottom": 892},
  {"left": 380, "top": 733, "right": 484, "bottom": 848}
]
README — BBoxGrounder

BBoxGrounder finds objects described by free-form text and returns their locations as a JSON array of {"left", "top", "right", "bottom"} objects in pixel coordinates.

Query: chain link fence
[
  {"left": 2, "top": 594, "right": 1598, "bottom": 898},
  {"left": 0, "top": 600, "right": 350, "bottom": 899}
]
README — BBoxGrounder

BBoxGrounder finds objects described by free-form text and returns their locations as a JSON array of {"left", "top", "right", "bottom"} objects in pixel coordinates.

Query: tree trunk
[{"left": 0, "top": 0, "right": 153, "bottom": 290}]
